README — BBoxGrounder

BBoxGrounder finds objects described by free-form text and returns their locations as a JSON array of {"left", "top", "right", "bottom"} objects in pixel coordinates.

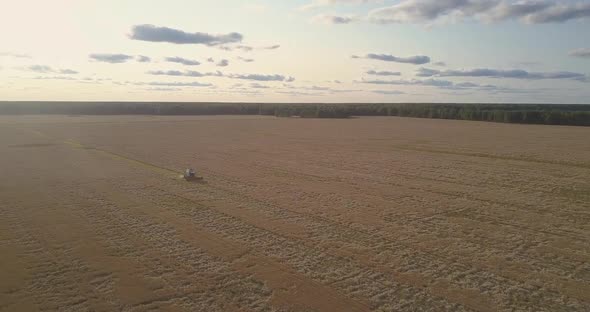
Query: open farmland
[{"left": 1, "top": 115, "right": 589, "bottom": 312}]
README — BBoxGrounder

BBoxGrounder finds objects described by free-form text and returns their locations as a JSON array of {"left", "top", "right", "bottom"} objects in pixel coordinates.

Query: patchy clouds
[
  {"left": 359, "top": 78, "right": 522, "bottom": 93},
  {"left": 146, "top": 70, "right": 293, "bottom": 82},
  {"left": 2, "top": 0, "right": 589, "bottom": 103},
  {"left": 27, "top": 65, "right": 78, "bottom": 75},
  {"left": 416, "top": 67, "right": 588, "bottom": 81},
  {"left": 369, "top": 0, "right": 590, "bottom": 24}
]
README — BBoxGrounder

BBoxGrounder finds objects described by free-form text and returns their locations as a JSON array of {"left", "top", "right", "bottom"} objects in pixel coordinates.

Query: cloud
[
  {"left": 369, "top": 0, "right": 590, "bottom": 25},
  {"left": 415, "top": 67, "right": 441, "bottom": 77},
  {"left": 32, "top": 76, "right": 77, "bottom": 81},
  {"left": 513, "top": 61, "right": 542, "bottom": 67},
  {"left": 229, "top": 73, "right": 295, "bottom": 82},
  {"left": 487, "top": 1, "right": 553, "bottom": 21},
  {"left": 360, "top": 78, "right": 453, "bottom": 87},
  {"left": 359, "top": 78, "right": 538, "bottom": 93},
  {"left": 135, "top": 81, "right": 212, "bottom": 87},
  {"left": 0, "top": 52, "right": 31, "bottom": 58},
  {"left": 78, "top": 77, "right": 111, "bottom": 84},
  {"left": 219, "top": 44, "right": 253, "bottom": 52},
  {"left": 219, "top": 44, "right": 280, "bottom": 52},
  {"left": 416, "top": 67, "right": 588, "bottom": 81},
  {"left": 569, "top": 48, "right": 590, "bottom": 58},
  {"left": 433, "top": 61, "right": 446, "bottom": 66},
  {"left": 312, "top": 14, "right": 358, "bottom": 24},
  {"left": 148, "top": 81, "right": 211, "bottom": 87},
  {"left": 147, "top": 70, "right": 294, "bottom": 82},
  {"left": 366, "top": 70, "right": 401, "bottom": 76},
  {"left": 524, "top": 2, "right": 590, "bottom": 23},
  {"left": 217, "top": 59, "right": 229, "bottom": 67},
  {"left": 136, "top": 55, "right": 151, "bottom": 62},
  {"left": 147, "top": 70, "right": 222, "bottom": 77},
  {"left": 27, "top": 65, "right": 78, "bottom": 75},
  {"left": 28, "top": 65, "right": 53, "bottom": 73},
  {"left": 355, "top": 53, "right": 431, "bottom": 64},
  {"left": 250, "top": 83, "right": 270, "bottom": 89},
  {"left": 276, "top": 90, "right": 325, "bottom": 96},
  {"left": 237, "top": 56, "right": 255, "bottom": 62},
  {"left": 300, "top": 0, "right": 380, "bottom": 11},
  {"left": 369, "top": 0, "right": 497, "bottom": 24},
  {"left": 130, "top": 24, "right": 243, "bottom": 46},
  {"left": 207, "top": 57, "right": 215, "bottom": 62},
  {"left": 373, "top": 90, "right": 405, "bottom": 95},
  {"left": 302, "top": 85, "right": 331, "bottom": 91},
  {"left": 59, "top": 69, "right": 79, "bottom": 74},
  {"left": 147, "top": 87, "right": 182, "bottom": 91},
  {"left": 165, "top": 56, "right": 200, "bottom": 66},
  {"left": 287, "top": 85, "right": 361, "bottom": 93},
  {"left": 89, "top": 53, "right": 134, "bottom": 63}
]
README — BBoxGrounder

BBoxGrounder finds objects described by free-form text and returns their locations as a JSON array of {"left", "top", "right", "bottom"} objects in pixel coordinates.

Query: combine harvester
[{"left": 183, "top": 168, "right": 204, "bottom": 182}]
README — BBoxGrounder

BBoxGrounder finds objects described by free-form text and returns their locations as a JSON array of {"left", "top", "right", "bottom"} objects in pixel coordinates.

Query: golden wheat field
[{"left": 1, "top": 115, "right": 589, "bottom": 312}]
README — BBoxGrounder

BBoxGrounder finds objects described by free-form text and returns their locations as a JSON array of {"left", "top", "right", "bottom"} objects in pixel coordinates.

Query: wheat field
[{"left": 1, "top": 115, "right": 589, "bottom": 311}]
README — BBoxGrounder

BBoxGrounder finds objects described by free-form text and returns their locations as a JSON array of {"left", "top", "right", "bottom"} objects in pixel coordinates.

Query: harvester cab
[{"left": 183, "top": 168, "right": 203, "bottom": 181}]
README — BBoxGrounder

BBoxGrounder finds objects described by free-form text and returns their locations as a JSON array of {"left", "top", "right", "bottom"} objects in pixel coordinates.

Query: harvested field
[{"left": 1, "top": 115, "right": 589, "bottom": 311}]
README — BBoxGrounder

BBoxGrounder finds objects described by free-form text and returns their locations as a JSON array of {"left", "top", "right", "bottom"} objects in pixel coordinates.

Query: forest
[{"left": 1, "top": 101, "right": 589, "bottom": 126}]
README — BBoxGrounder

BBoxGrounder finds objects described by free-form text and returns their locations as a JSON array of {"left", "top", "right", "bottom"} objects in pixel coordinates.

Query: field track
[{"left": 1, "top": 115, "right": 589, "bottom": 311}]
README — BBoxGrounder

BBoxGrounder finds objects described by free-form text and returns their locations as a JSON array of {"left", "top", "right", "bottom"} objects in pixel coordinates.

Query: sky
[{"left": 1, "top": 0, "right": 589, "bottom": 103}]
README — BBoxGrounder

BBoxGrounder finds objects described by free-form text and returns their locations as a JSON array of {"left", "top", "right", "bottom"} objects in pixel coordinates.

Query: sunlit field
[{"left": 1, "top": 115, "right": 589, "bottom": 311}]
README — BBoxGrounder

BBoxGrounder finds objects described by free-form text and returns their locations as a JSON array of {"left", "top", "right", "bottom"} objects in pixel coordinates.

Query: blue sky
[{"left": 1, "top": 0, "right": 589, "bottom": 103}]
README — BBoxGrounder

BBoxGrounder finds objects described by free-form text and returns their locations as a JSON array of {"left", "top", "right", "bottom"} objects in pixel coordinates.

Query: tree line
[{"left": 0, "top": 101, "right": 588, "bottom": 126}]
